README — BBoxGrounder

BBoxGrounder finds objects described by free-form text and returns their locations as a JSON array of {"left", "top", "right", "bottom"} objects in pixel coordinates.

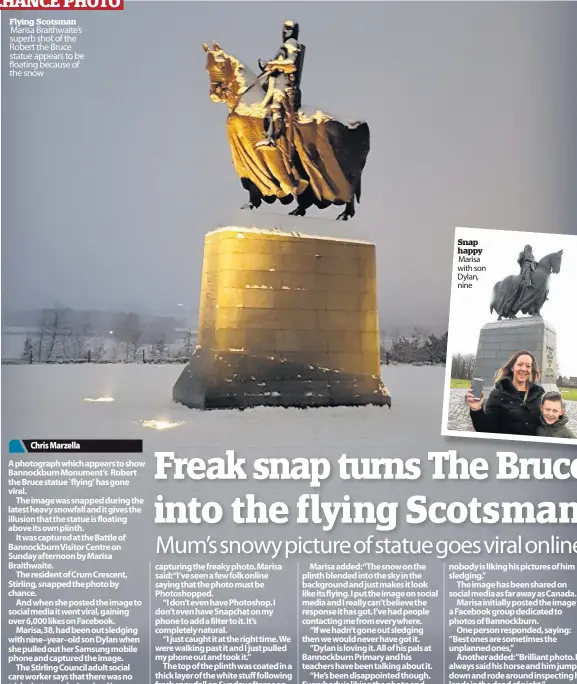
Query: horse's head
[
  {"left": 550, "top": 249, "right": 563, "bottom": 274},
  {"left": 538, "top": 249, "right": 563, "bottom": 274},
  {"left": 202, "top": 41, "right": 245, "bottom": 108}
]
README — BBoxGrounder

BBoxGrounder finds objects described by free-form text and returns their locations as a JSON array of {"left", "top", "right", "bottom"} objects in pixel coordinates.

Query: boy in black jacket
[{"left": 536, "top": 392, "right": 576, "bottom": 439}]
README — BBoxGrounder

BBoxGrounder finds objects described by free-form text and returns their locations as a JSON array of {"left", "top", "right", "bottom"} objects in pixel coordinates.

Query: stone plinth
[
  {"left": 473, "top": 317, "right": 558, "bottom": 395},
  {"left": 173, "top": 215, "right": 390, "bottom": 409}
]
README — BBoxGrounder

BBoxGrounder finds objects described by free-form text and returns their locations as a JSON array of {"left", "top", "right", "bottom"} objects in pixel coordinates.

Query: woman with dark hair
[{"left": 466, "top": 350, "right": 544, "bottom": 435}]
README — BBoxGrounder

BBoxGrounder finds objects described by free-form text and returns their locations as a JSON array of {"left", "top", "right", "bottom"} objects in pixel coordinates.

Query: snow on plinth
[{"left": 208, "top": 211, "right": 374, "bottom": 244}]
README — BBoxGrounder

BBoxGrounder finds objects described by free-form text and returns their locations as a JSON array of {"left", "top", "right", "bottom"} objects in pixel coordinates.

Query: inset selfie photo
[{"left": 441, "top": 227, "right": 577, "bottom": 445}]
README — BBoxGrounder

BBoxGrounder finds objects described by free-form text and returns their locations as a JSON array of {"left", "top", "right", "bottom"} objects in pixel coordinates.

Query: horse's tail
[{"left": 490, "top": 281, "right": 501, "bottom": 313}]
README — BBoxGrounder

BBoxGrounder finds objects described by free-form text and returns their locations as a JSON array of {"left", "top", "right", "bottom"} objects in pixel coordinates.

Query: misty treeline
[
  {"left": 17, "top": 307, "right": 195, "bottom": 364},
  {"left": 450, "top": 355, "right": 575, "bottom": 385},
  {"left": 14, "top": 307, "right": 448, "bottom": 366},
  {"left": 380, "top": 331, "right": 448, "bottom": 365},
  {"left": 451, "top": 353, "right": 476, "bottom": 380}
]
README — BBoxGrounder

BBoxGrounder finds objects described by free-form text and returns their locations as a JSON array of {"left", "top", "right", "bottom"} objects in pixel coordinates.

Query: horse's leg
[
  {"left": 289, "top": 187, "right": 314, "bottom": 217},
  {"left": 535, "top": 289, "right": 549, "bottom": 317},
  {"left": 531, "top": 272, "right": 547, "bottom": 316},
  {"left": 336, "top": 196, "right": 356, "bottom": 221},
  {"left": 533, "top": 294, "right": 546, "bottom": 316},
  {"left": 240, "top": 178, "right": 262, "bottom": 211},
  {"left": 288, "top": 204, "right": 307, "bottom": 217}
]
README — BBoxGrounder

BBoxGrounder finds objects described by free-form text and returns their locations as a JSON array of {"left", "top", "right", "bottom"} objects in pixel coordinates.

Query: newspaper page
[{"left": 2, "top": 3, "right": 577, "bottom": 684}]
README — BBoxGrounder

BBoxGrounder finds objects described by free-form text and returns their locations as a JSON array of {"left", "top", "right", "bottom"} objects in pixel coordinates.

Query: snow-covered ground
[
  {"left": 3, "top": 364, "right": 575, "bottom": 453},
  {"left": 2, "top": 364, "right": 572, "bottom": 450},
  {"left": 3, "top": 363, "right": 427, "bottom": 449}
]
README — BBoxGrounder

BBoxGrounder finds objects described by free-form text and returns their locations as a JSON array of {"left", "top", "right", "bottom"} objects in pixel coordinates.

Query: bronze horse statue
[
  {"left": 490, "top": 250, "right": 563, "bottom": 319},
  {"left": 202, "top": 42, "right": 369, "bottom": 220}
]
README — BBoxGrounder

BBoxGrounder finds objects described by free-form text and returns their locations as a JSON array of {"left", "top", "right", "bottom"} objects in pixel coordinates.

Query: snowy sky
[
  {"left": 448, "top": 227, "right": 577, "bottom": 376},
  {"left": 2, "top": 2, "right": 577, "bottom": 329}
]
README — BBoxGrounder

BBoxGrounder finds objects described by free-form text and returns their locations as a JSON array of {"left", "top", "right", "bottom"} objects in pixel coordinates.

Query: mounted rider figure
[
  {"left": 518, "top": 244, "right": 537, "bottom": 288},
  {"left": 255, "top": 21, "right": 305, "bottom": 151}
]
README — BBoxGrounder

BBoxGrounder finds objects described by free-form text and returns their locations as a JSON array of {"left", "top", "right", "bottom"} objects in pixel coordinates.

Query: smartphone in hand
[{"left": 471, "top": 377, "right": 484, "bottom": 401}]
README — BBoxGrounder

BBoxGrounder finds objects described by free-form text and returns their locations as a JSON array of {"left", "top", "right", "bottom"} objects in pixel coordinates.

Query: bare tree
[
  {"left": 65, "top": 312, "right": 93, "bottom": 360},
  {"left": 149, "top": 335, "right": 168, "bottom": 361},
  {"left": 34, "top": 309, "right": 50, "bottom": 362},
  {"left": 21, "top": 337, "right": 34, "bottom": 363},
  {"left": 36, "top": 307, "right": 70, "bottom": 361},
  {"left": 114, "top": 312, "right": 143, "bottom": 362},
  {"left": 180, "top": 328, "right": 195, "bottom": 359},
  {"left": 108, "top": 343, "right": 121, "bottom": 362},
  {"left": 91, "top": 338, "right": 106, "bottom": 362},
  {"left": 451, "top": 353, "right": 476, "bottom": 380}
]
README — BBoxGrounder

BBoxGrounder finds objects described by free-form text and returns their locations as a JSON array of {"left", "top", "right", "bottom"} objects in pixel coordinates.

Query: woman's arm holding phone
[{"left": 467, "top": 389, "right": 501, "bottom": 433}]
